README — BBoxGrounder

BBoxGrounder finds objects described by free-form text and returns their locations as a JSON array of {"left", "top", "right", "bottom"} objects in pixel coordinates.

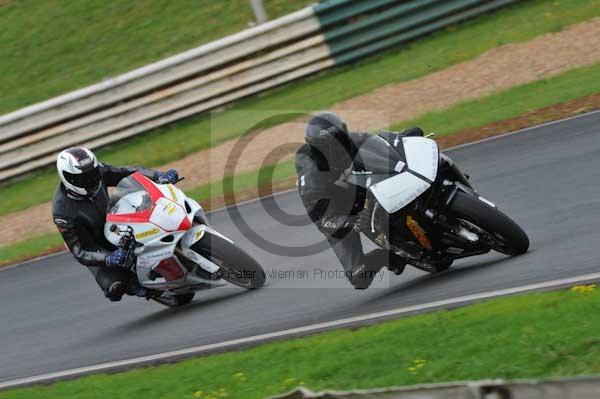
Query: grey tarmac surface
[{"left": 1, "top": 111, "right": 600, "bottom": 382}]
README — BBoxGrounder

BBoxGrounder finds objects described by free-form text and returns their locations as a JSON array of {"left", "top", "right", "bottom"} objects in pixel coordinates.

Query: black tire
[
  {"left": 152, "top": 292, "right": 195, "bottom": 307},
  {"left": 192, "top": 232, "right": 265, "bottom": 289},
  {"left": 448, "top": 191, "right": 529, "bottom": 256}
]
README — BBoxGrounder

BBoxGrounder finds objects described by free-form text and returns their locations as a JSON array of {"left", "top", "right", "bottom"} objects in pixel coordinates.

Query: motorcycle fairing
[
  {"left": 403, "top": 138, "right": 438, "bottom": 182},
  {"left": 150, "top": 197, "right": 190, "bottom": 232},
  {"left": 370, "top": 172, "right": 431, "bottom": 214},
  {"left": 353, "top": 135, "right": 404, "bottom": 175},
  {"left": 179, "top": 224, "right": 235, "bottom": 274},
  {"left": 352, "top": 135, "right": 439, "bottom": 214},
  {"left": 104, "top": 173, "right": 225, "bottom": 290}
]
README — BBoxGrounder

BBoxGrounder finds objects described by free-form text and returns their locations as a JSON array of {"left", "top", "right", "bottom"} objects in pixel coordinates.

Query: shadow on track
[
  {"left": 107, "top": 289, "right": 251, "bottom": 335},
  {"left": 364, "top": 255, "right": 514, "bottom": 306}
]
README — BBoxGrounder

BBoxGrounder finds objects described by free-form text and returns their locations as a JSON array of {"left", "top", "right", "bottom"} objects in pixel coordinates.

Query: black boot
[
  {"left": 105, "top": 281, "right": 126, "bottom": 302},
  {"left": 388, "top": 252, "right": 407, "bottom": 275},
  {"left": 126, "top": 280, "right": 149, "bottom": 298},
  {"left": 348, "top": 249, "right": 388, "bottom": 290},
  {"left": 348, "top": 263, "right": 383, "bottom": 290},
  {"left": 348, "top": 250, "right": 408, "bottom": 289}
]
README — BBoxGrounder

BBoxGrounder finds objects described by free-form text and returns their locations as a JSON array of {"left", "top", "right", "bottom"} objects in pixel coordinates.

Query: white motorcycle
[{"left": 104, "top": 172, "right": 265, "bottom": 307}]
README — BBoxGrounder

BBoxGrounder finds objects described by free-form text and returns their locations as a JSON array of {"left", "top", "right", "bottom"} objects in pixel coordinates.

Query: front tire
[
  {"left": 192, "top": 232, "right": 265, "bottom": 289},
  {"left": 448, "top": 191, "right": 529, "bottom": 256}
]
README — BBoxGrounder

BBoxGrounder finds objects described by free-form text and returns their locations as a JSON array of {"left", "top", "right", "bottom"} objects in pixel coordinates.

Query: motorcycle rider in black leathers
[
  {"left": 52, "top": 147, "right": 179, "bottom": 301},
  {"left": 295, "top": 112, "right": 424, "bottom": 289}
]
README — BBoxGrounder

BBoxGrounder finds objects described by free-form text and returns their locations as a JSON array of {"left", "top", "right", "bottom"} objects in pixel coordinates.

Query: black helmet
[{"left": 305, "top": 112, "right": 355, "bottom": 172}]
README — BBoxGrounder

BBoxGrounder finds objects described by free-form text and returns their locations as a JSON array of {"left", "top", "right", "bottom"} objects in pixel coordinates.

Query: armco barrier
[
  {"left": 0, "top": 0, "right": 514, "bottom": 182},
  {"left": 269, "top": 376, "right": 600, "bottom": 399}
]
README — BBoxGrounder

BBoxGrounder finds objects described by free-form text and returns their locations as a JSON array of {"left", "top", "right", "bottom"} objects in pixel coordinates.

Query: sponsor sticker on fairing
[{"left": 135, "top": 228, "right": 160, "bottom": 239}]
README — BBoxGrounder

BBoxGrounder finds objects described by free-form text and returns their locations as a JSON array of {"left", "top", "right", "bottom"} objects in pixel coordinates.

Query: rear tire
[
  {"left": 448, "top": 191, "right": 529, "bottom": 256},
  {"left": 192, "top": 232, "right": 265, "bottom": 289}
]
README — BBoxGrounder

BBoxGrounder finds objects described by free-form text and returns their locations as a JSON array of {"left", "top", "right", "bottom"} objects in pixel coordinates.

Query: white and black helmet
[{"left": 56, "top": 147, "right": 102, "bottom": 197}]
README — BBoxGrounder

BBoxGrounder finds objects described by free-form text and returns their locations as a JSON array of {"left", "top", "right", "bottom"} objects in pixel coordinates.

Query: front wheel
[
  {"left": 191, "top": 232, "right": 265, "bottom": 289},
  {"left": 448, "top": 191, "right": 529, "bottom": 256}
]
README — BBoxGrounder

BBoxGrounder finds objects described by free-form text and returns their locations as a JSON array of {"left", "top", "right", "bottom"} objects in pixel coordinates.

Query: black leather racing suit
[
  {"left": 295, "top": 130, "right": 412, "bottom": 287},
  {"left": 52, "top": 164, "right": 157, "bottom": 300}
]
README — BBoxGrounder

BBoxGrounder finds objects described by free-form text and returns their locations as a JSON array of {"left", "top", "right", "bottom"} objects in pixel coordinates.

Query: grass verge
[
  {"left": 3, "top": 60, "right": 600, "bottom": 267},
  {"left": 392, "top": 62, "right": 600, "bottom": 134},
  {"left": 0, "top": 0, "right": 313, "bottom": 114},
  {"left": 2, "top": 0, "right": 599, "bottom": 216},
  {"left": 3, "top": 286, "right": 600, "bottom": 398},
  {"left": 0, "top": 233, "right": 63, "bottom": 266}
]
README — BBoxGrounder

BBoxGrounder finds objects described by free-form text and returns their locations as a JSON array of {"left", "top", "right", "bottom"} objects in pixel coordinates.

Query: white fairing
[
  {"left": 370, "top": 173, "right": 431, "bottom": 214},
  {"left": 370, "top": 137, "right": 439, "bottom": 214},
  {"left": 179, "top": 224, "right": 234, "bottom": 274},
  {"left": 150, "top": 197, "right": 187, "bottom": 232},
  {"left": 104, "top": 178, "right": 231, "bottom": 292},
  {"left": 403, "top": 137, "right": 438, "bottom": 181}
]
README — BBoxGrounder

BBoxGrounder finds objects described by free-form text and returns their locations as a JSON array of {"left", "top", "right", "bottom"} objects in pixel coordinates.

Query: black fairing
[
  {"left": 353, "top": 136, "right": 404, "bottom": 175},
  {"left": 344, "top": 134, "right": 487, "bottom": 261},
  {"left": 344, "top": 136, "right": 406, "bottom": 188}
]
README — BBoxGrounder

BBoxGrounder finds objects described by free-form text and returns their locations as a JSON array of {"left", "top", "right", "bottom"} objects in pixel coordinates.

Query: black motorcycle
[{"left": 341, "top": 131, "right": 529, "bottom": 274}]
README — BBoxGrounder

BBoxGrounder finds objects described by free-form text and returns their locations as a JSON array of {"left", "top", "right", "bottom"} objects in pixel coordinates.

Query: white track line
[
  {"left": 3, "top": 109, "right": 600, "bottom": 271},
  {"left": 2, "top": 271, "right": 600, "bottom": 390}
]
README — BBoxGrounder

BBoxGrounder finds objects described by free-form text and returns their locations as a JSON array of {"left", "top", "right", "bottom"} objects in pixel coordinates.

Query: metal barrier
[
  {"left": 0, "top": 0, "right": 514, "bottom": 182},
  {"left": 269, "top": 376, "right": 600, "bottom": 399}
]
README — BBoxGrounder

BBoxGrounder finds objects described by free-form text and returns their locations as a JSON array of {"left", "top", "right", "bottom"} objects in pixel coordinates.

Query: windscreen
[
  {"left": 353, "top": 135, "right": 404, "bottom": 175},
  {"left": 108, "top": 176, "right": 153, "bottom": 215}
]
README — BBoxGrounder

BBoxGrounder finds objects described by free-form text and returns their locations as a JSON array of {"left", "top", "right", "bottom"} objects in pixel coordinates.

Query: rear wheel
[
  {"left": 448, "top": 191, "right": 529, "bottom": 256},
  {"left": 192, "top": 232, "right": 265, "bottom": 289}
]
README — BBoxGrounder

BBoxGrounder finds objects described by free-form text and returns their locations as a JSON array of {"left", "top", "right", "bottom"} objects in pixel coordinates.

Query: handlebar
[{"left": 109, "top": 225, "right": 138, "bottom": 269}]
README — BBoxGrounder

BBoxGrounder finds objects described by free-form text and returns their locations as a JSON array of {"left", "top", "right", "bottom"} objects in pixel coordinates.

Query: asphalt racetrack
[{"left": 2, "top": 111, "right": 600, "bottom": 383}]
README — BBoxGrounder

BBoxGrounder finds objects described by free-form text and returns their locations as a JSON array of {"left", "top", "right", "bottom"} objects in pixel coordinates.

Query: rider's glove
[
  {"left": 105, "top": 249, "right": 126, "bottom": 268},
  {"left": 157, "top": 169, "right": 179, "bottom": 184}
]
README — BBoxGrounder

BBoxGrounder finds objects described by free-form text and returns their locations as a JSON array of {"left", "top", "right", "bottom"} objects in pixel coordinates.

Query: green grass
[
  {"left": 393, "top": 63, "right": 600, "bottom": 134},
  {"left": 186, "top": 158, "right": 296, "bottom": 200},
  {"left": 0, "top": 232, "right": 63, "bottom": 266},
  {"left": 3, "top": 286, "right": 600, "bottom": 399},
  {"left": 0, "top": 0, "right": 314, "bottom": 114},
  {"left": 2, "top": 0, "right": 599, "bottom": 216}
]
